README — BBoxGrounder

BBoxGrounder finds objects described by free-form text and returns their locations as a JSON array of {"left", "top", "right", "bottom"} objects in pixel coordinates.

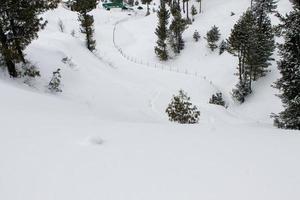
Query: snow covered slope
[{"left": 0, "top": 1, "right": 299, "bottom": 200}]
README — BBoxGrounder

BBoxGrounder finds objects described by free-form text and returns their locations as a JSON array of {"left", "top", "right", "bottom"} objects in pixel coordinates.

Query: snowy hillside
[{"left": 1, "top": 1, "right": 300, "bottom": 200}]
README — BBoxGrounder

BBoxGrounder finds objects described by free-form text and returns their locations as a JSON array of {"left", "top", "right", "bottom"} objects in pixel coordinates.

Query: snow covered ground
[{"left": 0, "top": 1, "right": 300, "bottom": 200}]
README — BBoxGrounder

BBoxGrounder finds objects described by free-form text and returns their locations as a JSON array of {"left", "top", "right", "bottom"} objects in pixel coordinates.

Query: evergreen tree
[
  {"left": 272, "top": 6, "right": 300, "bottom": 130},
  {"left": 193, "top": 30, "right": 200, "bottom": 42},
  {"left": 191, "top": 5, "right": 197, "bottom": 21},
  {"left": 219, "top": 40, "right": 227, "bottom": 55},
  {"left": 48, "top": 68, "right": 62, "bottom": 93},
  {"left": 251, "top": 0, "right": 276, "bottom": 79},
  {"left": 73, "top": 0, "right": 97, "bottom": 52},
  {"left": 155, "top": 0, "right": 170, "bottom": 61},
  {"left": 227, "top": 10, "right": 259, "bottom": 102},
  {"left": 209, "top": 92, "right": 226, "bottom": 107},
  {"left": 169, "top": 2, "right": 187, "bottom": 54},
  {"left": 166, "top": 90, "right": 200, "bottom": 124},
  {"left": 206, "top": 25, "right": 221, "bottom": 51},
  {"left": 0, "top": 0, "right": 58, "bottom": 77}
]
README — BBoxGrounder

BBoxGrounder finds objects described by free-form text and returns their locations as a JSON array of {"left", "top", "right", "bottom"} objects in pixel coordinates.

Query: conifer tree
[
  {"left": 169, "top": 2, "right": 187, "bottom": 54},
  {"left": 155, "top": 0, "right": 170, "bottom": 61},
  {"left": 193, "top": 30, "right": 200, "bottom": 42},
  {"left": 73, "top": 0, "right": 97, "bottom": 52},
  {"left": 191, "top": 5, "right": 197, "bottom": 21},
  {"left": 227, "top": 10, "right": 259, "bottom": 102},
  {"left": 272, "top": 5, "right": 300, "bottom": 130},
  {"left": 251, "top": 0, "right": 276, "bottom": 79},
  {"left": 166, "top": 90, "right": 200, "bottom": 124},
  {"left": 0, "top": 0, "right": 58, "bottom": 77},
  {"left": 206, "top": 25, "right": 221, "bottom": 51}
]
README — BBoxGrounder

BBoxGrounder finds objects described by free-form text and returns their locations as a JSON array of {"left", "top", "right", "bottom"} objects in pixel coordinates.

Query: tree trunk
[
  {"left": 182, "top": 0, "right": 185, "bottom": 13},
  {"left": 9, "top": 18, "right": 26, "bottom": 63},
  {"left": 186, "top": 0, "right": 189, "bottom": 20},
  {"left": 0, "top": 27, "right": 17, "bottom": 77}
]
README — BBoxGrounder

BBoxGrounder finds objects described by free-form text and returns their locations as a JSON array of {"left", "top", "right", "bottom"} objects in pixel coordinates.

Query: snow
[{"left": 0, "top": 1, "right": 299, "bottom": 200}]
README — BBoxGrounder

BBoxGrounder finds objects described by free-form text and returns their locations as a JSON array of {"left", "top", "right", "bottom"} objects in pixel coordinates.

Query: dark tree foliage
[
  {"left": 73, "top": 0, "right": 97, "bottom": 52},
  {"left": 272, "top": 6, "right": 300, "bottom": 130},
  {"left": 48, "top": 68, "right": 62, "bottom": 93},
  {"left": 193, "top": 30, "right": 200, "bottom": 42},
  {"left": 169, "top": 2, "right": 187, "bottom": 54},
  {"left": 227, "top": 10, "right": 258, "bottom": 102},
  {"left": 209, "top": 92, "right": 226, "bottom": 107},
  {"left": 166, "top": 90, "right": 200, "bottom": 124},
  {"left": 155, "top": 0, "right": 170, "bottom": 61},
  {"left": 206, "top": 25, "right": 220, "bottom": 51},
  {"left": 0, "top": 0, "right": 58, "bottom": 77},
  {"left": 219, "top": 40, "right": 227, "bottom": 55}
]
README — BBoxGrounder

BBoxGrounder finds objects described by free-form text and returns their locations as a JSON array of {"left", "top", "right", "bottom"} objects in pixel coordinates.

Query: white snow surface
[{"left": 0, "top": 0, "right": 300, "bottom": 200}]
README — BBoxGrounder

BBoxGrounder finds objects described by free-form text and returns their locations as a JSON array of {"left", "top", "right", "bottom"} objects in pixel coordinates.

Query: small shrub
[
  {"left": 193, "top": 30, "right": 200, "bottom": 42},
  {"left": 219, "top": 40, "right": 227, "bottom": 55},
  {"left": 209, "top": 92, "right": 226, "bottom": 107},
  {"left": 48, "top": 68, "right": 62, "bottom": 93},
  {"left": 232, "top": 82, "right": 252, "bottom": 103},
  {"left": 166, "top": 90, "right": 200, "bottom": 124},
  {"left": 70, "top": 29, "right": 76, "bottom": 37}
]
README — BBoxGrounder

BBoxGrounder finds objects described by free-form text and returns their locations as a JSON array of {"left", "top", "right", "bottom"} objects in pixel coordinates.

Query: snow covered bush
[
  {"left": 232, "top": 82, "right": 252, "bottom": 103},
  {"left": 166, "top": 90, "right": 200, "bottom": 124},
  {"left": 193, "top": 30, "right": 200, "bottom": 42},
  {"left": 20, "top": 62, "right": 40, "bottom": 78},
  {"left": 209, "top": 92, "right": 226, "bottom": 107},
  {"left": 219, "top": 40, "right": 227, "bottom": 55},
  {"left": 48, "top": 68, "right": 62, "bottom": 93}
]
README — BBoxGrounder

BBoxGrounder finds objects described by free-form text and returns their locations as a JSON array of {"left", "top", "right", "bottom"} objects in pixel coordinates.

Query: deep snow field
[{"left": 1, "top": 0, "right": 300, "bottom": 200}]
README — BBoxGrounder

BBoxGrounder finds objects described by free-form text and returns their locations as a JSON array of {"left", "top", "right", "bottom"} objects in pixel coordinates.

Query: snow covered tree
[
  {"left": 48, "top": 68, "right": 62, "bottom": 93},
  {"left": 166, "top": 90, "right": 200, "bottom": 124},
  {"left": 144, "top": 0, "right": 153, "bottom": 16},
  {"left": 272, "top": 6, "right": 300, "bottom": 130},
  {"left": 251, "top": 0, "right": 276, "bottom": 79},
  {"left": 73, "top": 0, "right": 97, "bottom": 52},
  {"left": 169, "top": 3, "right": 187, "bottom": 54},
  {"left": 0, "top": 0, "right": 58, "bottom": 77},
  {"left": 155, "top": 0, "right": 170, "bottom": 61},
  {"left": 209, "top": 92, "right": 226, "bottom": 107},
  {"left": 227, "top": 10, "right": 258, "bottom": 102},
  {"left": 219, "top": 40, "right": 227, "bottom": 55},
  {"left": 193, "top": 30, "right": 200, "bottom": 42},
  {"left": 206, "top": 25, "right": 221, "bottom": 51},
  {"left": 191, "top": 5, "right": 197, "bottom": 21}
]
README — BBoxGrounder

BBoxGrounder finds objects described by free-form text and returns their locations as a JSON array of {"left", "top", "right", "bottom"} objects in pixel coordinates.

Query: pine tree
[
  {"left": 166, "top": 90, "right": 200, "bottom": 124},
  {"left": 193, "top": 30, "right": 200, "bottom": 42},
  {"left": 219, "top": 40, "right": 227, "bottom": 55},
  {"left": 272, "top": 6, "right": 300, "bottom": 130},
  {"left": 0, "top": 0, "right": 58, "bottom": 77},
  {"left": 73, "top": 0, "right": 97, "bottom": 52},
  {"left": 206, "top": 25, "right": 221, "bottom": 51},
  {"left": 251, "top": 0, "right": 276, "bottom": 79},
  {"left": 169, "top": 2, "right": 187, "bottom": 54},
  {"left": 48, "top": 68, "right": 62, "bottom": 93},
  {"left": 191, "top": 5, "right": 197, "bottom": 21},
  {"left": 209, "top": 92, "right": 226, "bottom": 107},
  {"left": 155, "top": 0, "right": 170, "bottom": 61},
  {"left": 227, "top": 10, "right": 259, "bottom": 102}
]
